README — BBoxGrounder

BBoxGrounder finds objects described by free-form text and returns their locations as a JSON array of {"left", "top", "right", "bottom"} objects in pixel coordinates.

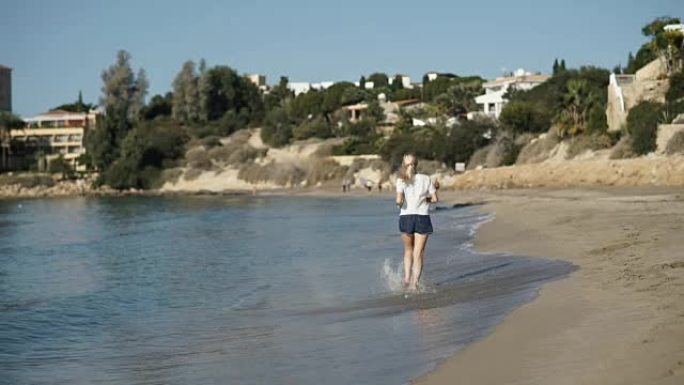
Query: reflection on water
[{"left": 0, "top": 196, "right": 573, "bottom": 385}]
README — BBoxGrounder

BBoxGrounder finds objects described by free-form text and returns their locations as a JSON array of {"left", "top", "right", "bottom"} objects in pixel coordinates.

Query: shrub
[
  {"left": 207, "top": 143, "right": 266, "bottom": 166},
  {"left": 0, "top": 173, "right": 54, "bottom": 188},
  {"left": 238, "top": 161, "right": 305, "bottom": 186},
  {"left": 586, "top": 105, "right": 608, "bottom": 133},
  {"left": 500, "top": 101, "right": 550, "bottom": 134},
  {"left": 665, "top": 131, "right": 684, "bottom": 155},
  {"left": 200, "top": 136, "right": 222, "bottom": 148},
  {"left": 516, "top": 130, "right": 560, "bottom": 164},
  {"left": 467, "top": 145, "right": 490, "bottom": 169},
  {"left": 159, "top": 168, "right": 183, "bottom": 185},
  {"left": 183, "top": 168, "right": 204, "bottom": 181},
  {"left": 609, "top": 135, "right": 636, "bottom": 159},
  {"left": 333, "top": 136, "right": 379, "bottom": 156},
  {"left": 666, "top": 71, "right": 684, "bottom": 102},
  {"left": 487, "top": 133, "right": 519, "bottom": 166},
  {"left": 566, "top": 133, "right": 613, "bottom": 159},
  {"left": 292, "top": 118, "right": 333, "bottom": 140},
  {"left": 48, "top": 155, "right": 75, "bottom": 180},
  {"left": 627, "top": 101, "right": 664, "bottom": 155},
  {"left": 185, "top": 147, "right": 214, "bottom": 170},
  {"left": 304, "top": 159, "right": 348, "bottom": 185},
  {"left": 103, "top": 121, "right": 189, "bottom": 189}
]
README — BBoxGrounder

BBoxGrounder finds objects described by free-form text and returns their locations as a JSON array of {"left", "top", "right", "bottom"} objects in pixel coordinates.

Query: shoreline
[
  {"left": 415, "top": 187, "right": 684, "bottom": 384},
  {"left": 3, "top": 183, "right": 683, "bottom": 383}
]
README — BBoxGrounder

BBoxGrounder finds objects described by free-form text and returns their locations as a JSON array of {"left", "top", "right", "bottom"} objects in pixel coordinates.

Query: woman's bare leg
[
  {"left": 410, "top": 233, "right": 429, "bottom": 290},
  {"left": 401, "top": 233, "right": 414, "bottom": 287}
]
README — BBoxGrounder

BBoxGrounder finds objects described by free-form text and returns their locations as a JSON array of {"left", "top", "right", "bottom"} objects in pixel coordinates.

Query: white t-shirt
[{"left": 396, "top": 174, "right": 436, "bottom": 216}]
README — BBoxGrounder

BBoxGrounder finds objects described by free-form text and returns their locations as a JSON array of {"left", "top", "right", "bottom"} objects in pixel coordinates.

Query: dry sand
[
  {"left": 454, "top": 155, "right": 684, "bottom": 189},
  {"left": 416, "top": 187, "right": 684, "bottom": 384}
]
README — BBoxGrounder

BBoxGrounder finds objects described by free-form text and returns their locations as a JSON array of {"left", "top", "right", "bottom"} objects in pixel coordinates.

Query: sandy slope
[
  {"left": 453, "top": 155, "right": 684, "bottom": 189},
  {"left": 416, "top": 188, "right": 684, "bottom": 385}
]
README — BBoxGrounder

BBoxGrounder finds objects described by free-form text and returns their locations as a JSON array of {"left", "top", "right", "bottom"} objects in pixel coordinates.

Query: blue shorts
[{"left": 399, "top": 215, "right": 433, "bottom": 235}]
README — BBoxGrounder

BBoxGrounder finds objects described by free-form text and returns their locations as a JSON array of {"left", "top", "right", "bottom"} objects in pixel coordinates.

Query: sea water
[{"left": 0, "top": 196, "right": 573, "bottom": 385}]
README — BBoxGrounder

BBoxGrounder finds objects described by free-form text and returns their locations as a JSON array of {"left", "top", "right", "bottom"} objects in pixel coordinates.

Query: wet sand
[{"left": 416, "top": 187, "right": 684, "bottom": 385}]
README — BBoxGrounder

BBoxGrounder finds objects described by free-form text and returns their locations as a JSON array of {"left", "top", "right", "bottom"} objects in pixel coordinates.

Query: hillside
[{"left": 159, "top": 129, "right": 398, "bottom": 193}]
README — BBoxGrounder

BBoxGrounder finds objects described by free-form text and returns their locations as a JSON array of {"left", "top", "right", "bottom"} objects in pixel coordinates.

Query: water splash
[
  {"left": 382, "top": 258, "right": 404, "bottom": 292},
  {"left": 381, "top": 258, "right": 436, "bottom": 294}
]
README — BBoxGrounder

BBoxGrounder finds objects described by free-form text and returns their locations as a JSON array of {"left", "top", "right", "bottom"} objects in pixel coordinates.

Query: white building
[
  {"left": 11, "top": 109, "right": 99, "bottom": 169},
  {"left": 389, "top": 74, "right": 412, "bottom": 89},
  {"left": 425, "top": 71, "right": 440, "bottom": 82},
  {"left": 246, "top": 74, "right": 266, "bottom": 87},
  {"left": 354, "top": 81, "right": 375, "bottom": 90},
  {"left": 287, "top": 81, "right": 335, "bottom": 96},
  {"left": 664, "top": 24, "right": 684, "bottom": 33},
  {"left": 473, "top": 69, "right": 550, "bottom": 119}
]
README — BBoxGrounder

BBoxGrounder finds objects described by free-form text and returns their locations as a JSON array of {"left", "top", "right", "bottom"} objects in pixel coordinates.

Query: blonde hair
[{"left": 399, "top": 154, "right": 417, "bottom": 183}]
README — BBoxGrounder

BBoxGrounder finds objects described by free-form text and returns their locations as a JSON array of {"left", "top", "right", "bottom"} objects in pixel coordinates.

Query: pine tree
[
  {"left": 77, "top": 90, "right": 84, "bottom": 111},
  {"left": 87, "top": 49, "right": 147, "bottom": 171},
  {"left": 198, "top": 58, "right": 209, "bottom": 122},
  {"left": 172, "top": 60, "right": 199, "bottom": 123},
  {"left": 552, "top": 58, "right": 559, "bottom": 75}
]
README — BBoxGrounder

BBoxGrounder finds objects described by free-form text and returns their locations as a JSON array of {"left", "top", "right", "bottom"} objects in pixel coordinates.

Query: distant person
[
  {"left": 342, "top": 179, "right": 347, "bottom": 193},
  {"left": 395, "top": 154, "right": 439, "bottom": 292}
]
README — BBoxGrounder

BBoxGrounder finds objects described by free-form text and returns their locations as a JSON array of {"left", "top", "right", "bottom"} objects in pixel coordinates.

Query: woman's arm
[
  {"left": 396, "top": 192, "right": 404, "bottom": 207},
  {"left": 430, "top": 179, "right": 439, "bottom": 204}
]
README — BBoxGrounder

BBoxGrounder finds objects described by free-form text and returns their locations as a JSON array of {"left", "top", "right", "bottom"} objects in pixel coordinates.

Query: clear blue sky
[{"left": 2, "top": 0, "right": 681, "bottom": 117}]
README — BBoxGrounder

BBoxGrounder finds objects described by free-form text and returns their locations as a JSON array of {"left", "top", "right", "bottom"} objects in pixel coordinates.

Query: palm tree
[{"left": 556, "top": 79, "right": 595, "bottom": 137}]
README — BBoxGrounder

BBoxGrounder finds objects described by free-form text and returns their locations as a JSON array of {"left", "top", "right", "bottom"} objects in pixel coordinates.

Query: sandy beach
[{"left": 416, "top": 187, "right": 684, "bottom": 385}]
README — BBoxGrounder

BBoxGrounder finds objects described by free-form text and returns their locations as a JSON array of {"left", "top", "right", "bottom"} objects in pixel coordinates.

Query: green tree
[
  {"left": 172, "top": 60, "right": 200, "bottom": 123},
  {"left": 321, "top": 82, "right": 357, "bottom": 114},
  {"left": 85, "top": 50, "right": 148, "bottom": 172},
  {"left": 359, "top": 75, "right": 366, "bottom": 90},
  {"left": 143, "top": 92, "right": 173, "bottom": 120},
  {"left": 104, "top": 120, "right": 188, "bottom": 189},
  {"left": 391, "top": 75, "right": 405, "bottom": 91},
  {"left": 556, "top": 78, "right": 596, "bottom": 137},
  {"left": 264, "top": 76, "right": 293, "bottom": 112},
  {"left": 288, "top": 89, "right": 324, "bottom": 123},
  {"left": 499, "top": 101, "right": 548, "bottom": 134},
  {"left": 626, "top": 17, "right": 683, "bottom": 74},
  {"left": 203, "top": 65, "right": 263, "bottom": 124},
  {"left": 340, "top": 87, "right": 368, "bottom": 106},
  {"left": 368, "top": 72, "right": 389, "bottom": 88},
  {"left": 53, "top": 91, "right": 95, "bottom": 112},
  {"left": 444, "top": 120, "right": 492, "bottom": 167},
  {"left": 552, "top": 58, "right": 560, "bottom": 75},
  {"left": 261, "top": 107, "right": 294, "bottom": 147},
  {"left": 198, "top": 58, "right": 210, "bottom": 122}
]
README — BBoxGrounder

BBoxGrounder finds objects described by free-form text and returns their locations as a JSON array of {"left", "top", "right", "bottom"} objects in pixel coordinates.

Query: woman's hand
[{"left": 433, "top": 179, "right": 440, "bottom": 190}]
